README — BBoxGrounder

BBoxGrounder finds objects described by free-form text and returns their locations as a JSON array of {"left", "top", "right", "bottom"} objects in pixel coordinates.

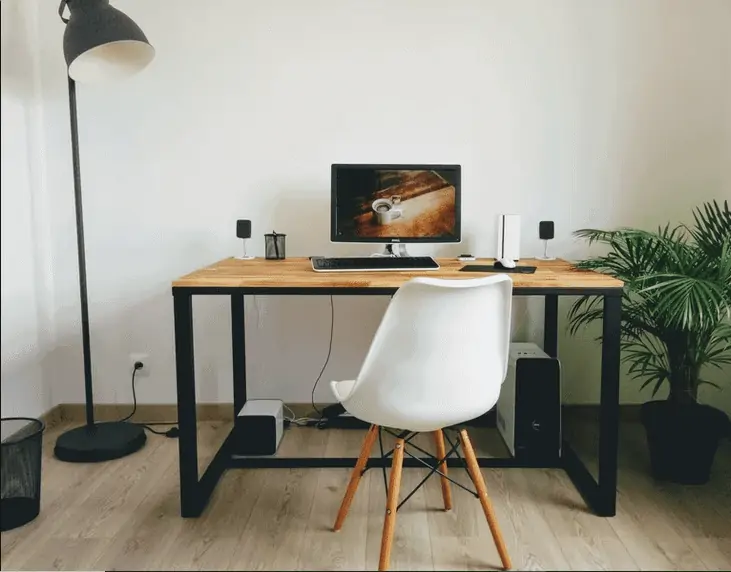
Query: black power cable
[
  {"left": 119, "top": 363, "right": 142, "bottom": 422},
  {"left": 141, "top": 424, "right": 179, "bottom": 437},
  {"left": 121, "top": 361, "right": 179, "bottom": 438},
  {"left": 310, "top": 295, "right": 334, "bottom": 418},
  {"left": 122, "top": 294, "right": 339, "bottom": 435}
]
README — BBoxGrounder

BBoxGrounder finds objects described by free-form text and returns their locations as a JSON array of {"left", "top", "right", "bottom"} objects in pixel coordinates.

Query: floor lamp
[{"left": 53, "top": 0, "right": 155, "bottom": 462}]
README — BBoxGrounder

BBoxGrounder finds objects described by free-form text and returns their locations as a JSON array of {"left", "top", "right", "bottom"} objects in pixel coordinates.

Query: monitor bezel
[{"left": 330, "top": 163, "right": 462, "bottom": 244}]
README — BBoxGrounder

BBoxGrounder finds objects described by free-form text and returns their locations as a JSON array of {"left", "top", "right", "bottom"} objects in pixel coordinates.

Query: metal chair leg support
[
  {"left": 378, "top": 426, "right": 388, "bottom": 492},
  {"left": 384, "top": 428, "right": 418, "bottom": 442},
  {"left": 363, "top": 429, "right": 413, "bottom": 478},
  {"left": 385, "top": 428, "right": 461, "bottom": 467},
  {"left": 400, "top": 448, "right": 478, "bottom": 500},
  {"left": 379, "top": 429, "right": 417, "bottom": 460},
  {"left": 443, "top": 429, "right": 469, "bottom": 470},
  {"left": 382, "top": 428, "right": 479, "bottom": 499},
  {"left": 398, "top": 454, "right": 476, "bottom": 511},
  {"left": 399, "top": 436, "right": 448, "bottom": 461},
  {"left": 376, "top": 428, "right": 479, "bottom": 510},
  {"left": 385, "top": 434, "right": 479, "bottom": 512}
]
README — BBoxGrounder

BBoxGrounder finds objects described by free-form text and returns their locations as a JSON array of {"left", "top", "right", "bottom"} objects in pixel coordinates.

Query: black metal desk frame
[{"left": 173, "top": 284, "right": 622, "bottom": 519}]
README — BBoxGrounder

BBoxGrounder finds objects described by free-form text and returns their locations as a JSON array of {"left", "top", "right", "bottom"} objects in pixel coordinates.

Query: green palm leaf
[
  {"left": 689, "top": 200, "right": 731, "bottom": 260},
  {"left": 569, "top": 200, "right": 731, "bottom": 405},
  {"left": 639, "top": 275, "right": 729, "bottom": 330}
]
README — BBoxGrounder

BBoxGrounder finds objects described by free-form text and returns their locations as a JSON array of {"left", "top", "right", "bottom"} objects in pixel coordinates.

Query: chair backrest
[{"left": 341, "top": 275, "right": 513, "bottom": 432}]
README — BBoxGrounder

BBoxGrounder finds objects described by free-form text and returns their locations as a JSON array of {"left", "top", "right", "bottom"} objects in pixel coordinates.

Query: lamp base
[{"left": 54, "top": 421, "right": 146, "bottom": 463}]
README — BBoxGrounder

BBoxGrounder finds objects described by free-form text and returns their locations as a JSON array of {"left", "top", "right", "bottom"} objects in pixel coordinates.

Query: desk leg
[
  {"left": 543, "top": 294, "right": 558, "bottom": 358},
  {"left": 597, "top": 294, "right": 621, "bottom": 516},
  {"left": 174, "top": 292, "right": 200, "bottom": 517},
  {"left": 563, "top": 293, "right": 621, "bottom": 516},
  {"left": 232, "top": 295, "right": 247, "bottom": 416}
]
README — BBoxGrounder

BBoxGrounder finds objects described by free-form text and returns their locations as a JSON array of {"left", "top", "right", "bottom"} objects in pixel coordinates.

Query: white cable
[
  {"left": 283, "top": 404, "right": 297, "bottom": 423},
  {"left": 283, "top": 404, "right": 320, "bottom": 426}
]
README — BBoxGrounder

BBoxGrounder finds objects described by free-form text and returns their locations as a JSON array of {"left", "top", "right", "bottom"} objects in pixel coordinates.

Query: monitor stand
[{"left": 380, "top": 244, "right": 411, "bottom": 257}]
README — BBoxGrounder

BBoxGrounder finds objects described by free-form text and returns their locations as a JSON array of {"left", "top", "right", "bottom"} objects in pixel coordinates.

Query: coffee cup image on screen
[
  {"left": 334, "top": 168, "right": 459, "bottom": 240},
  {"left": 372, "top": 198, "right": 402, "bottom": 225}
]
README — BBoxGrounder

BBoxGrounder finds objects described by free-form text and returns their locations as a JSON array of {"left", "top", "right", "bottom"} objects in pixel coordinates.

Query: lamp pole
[
  {"left": 53, "top": 0, "right": 155, "bottom": 462},
  {"left": 67, "top": 75, "right": 95, "bottom": 427}
]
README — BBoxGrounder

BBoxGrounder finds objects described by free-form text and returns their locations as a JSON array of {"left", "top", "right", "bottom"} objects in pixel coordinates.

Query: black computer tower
[{"left": 496, "top": 343, "right": 561, "bottom": 464}]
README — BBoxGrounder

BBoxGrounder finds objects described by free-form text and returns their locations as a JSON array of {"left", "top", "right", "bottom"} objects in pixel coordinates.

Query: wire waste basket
[{"left": 1, "top": 417, "right": 45, "bottom": 531}]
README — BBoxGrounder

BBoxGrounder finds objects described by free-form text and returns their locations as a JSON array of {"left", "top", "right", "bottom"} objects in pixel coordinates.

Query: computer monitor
[{"left": 331, "top": 164, "right": 461, "bottom": 244}]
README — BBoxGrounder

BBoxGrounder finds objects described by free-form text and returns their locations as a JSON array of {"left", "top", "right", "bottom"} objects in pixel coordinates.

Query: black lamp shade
[{"left": 62, "top": 0, "right": 154, "bottom": 83}]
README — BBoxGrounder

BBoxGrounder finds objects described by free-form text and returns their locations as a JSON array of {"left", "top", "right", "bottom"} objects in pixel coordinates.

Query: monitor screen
[{"left": 331, "top": 164, "right": 461, "bottom": 243}]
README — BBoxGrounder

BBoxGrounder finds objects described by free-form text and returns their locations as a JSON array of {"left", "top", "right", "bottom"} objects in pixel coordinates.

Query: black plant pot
[{"left": 641, "top": 400, "right": 730, "bottom": 485}]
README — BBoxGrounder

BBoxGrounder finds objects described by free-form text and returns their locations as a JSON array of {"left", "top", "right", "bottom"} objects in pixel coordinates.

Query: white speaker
[{"left": 497, "top": 214, "right": 521, "bottom": 261}]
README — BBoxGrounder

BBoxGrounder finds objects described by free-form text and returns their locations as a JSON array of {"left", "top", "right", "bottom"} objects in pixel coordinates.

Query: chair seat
[{"left": 330, "top": 379, "right": 357, "bottom": 403}]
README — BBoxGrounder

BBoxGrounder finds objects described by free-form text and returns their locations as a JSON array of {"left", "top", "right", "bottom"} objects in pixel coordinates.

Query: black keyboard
[{"left": 311, "top": 256, "right": 439, "bottom": 272}]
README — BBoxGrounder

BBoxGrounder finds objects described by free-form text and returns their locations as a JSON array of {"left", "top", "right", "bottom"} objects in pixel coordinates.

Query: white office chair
[{"left": 330, "top": 275, "right": 514, "bottom": 571}]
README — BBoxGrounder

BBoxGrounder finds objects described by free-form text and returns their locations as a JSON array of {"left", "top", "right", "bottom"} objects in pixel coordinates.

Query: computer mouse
[{"left": 494, "top": 258, "right": 517, "bottom": 269}]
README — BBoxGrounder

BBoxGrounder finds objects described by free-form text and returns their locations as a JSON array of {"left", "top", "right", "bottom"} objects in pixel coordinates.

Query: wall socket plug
[{"left": 130, "top": 353, "right": 150, "bottom": 377}]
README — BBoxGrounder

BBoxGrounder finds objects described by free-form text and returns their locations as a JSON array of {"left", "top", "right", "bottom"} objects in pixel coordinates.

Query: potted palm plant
[{"left": 568, "top": 200, "right": 731, "bottom": 484}]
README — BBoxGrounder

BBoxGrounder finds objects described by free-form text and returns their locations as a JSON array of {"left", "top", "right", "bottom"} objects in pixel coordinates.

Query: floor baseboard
[
  {"left": 39, "top": 404, "right": 66, "bottom": 430},
  {"left": 52, "top": 403, "right": 231, "bottom": 425},
  {"left": 45, "top": 402, "right": 643, "bottom": 425}
]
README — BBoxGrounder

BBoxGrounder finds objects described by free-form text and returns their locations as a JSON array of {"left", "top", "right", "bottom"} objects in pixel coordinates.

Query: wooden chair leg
[
  {"left": 432, "top": 430, "right": 453, "bottom": 511},
  {"left": 459, "top": 429, "right": 512, "bottom": 570},
  {"left": 378, "top": 437, "right": 405, "bottom": 572},
  {"left": 333, "top": 424, "right": 378, "bottom": 531}
]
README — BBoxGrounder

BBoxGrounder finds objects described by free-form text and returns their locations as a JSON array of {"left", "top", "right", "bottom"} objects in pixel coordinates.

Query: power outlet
[{"left": 130, "top": 353, "right": 150, "bottom": 378}]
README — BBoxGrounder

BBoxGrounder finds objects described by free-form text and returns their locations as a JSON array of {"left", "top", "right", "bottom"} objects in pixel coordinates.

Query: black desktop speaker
[
  {"left": 538, "top": 220, "right": 556, "bottom": 260},
  {"left": 236, "top": 220, "right": 255, "bottom": 260},
  {"left": 236, "top": 219, "right": 252, "bottom": 239},
  {"left": 539, "top": 220, "right": 555, "bottom": 240}
]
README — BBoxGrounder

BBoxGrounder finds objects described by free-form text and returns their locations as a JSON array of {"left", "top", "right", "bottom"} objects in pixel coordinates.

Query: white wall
[
  {"left": 21, "top": 0, "right": 731, "bottom": 412},
  {"left": 0, "top": 0, "right": 54, "bottom": 418}
]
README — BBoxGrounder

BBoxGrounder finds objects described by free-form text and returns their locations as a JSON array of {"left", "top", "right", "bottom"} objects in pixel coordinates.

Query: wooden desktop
[
  {"left": 171, "top": 257, "right": 623, "bottom": 519},
  {"left": 174, "top": 257, "right": 623, "bottom": 292}
]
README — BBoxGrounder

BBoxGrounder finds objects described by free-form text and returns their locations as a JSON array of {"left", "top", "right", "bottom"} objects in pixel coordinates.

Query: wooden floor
[{"left": 1, "top": 420, "right": 730, "bottom": 571}]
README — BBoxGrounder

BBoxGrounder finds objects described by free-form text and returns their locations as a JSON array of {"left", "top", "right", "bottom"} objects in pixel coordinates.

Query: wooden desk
[{"left": 172, "top": 257, "right": 623, "bottom": 519}]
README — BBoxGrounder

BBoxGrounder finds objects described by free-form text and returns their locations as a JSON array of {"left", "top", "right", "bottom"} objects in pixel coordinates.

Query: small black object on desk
[
  {"left": 460, "top": 264, "right": 537, "bottom": 274},
  {"left": 264, "top": 231, "right": 286, "bottom": 260},
  {"left": 539, "top": 220, "right": 556, "bottom": 260},
  {"left": 236, "top": 219, "right": 254, "bottom": 259}
]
